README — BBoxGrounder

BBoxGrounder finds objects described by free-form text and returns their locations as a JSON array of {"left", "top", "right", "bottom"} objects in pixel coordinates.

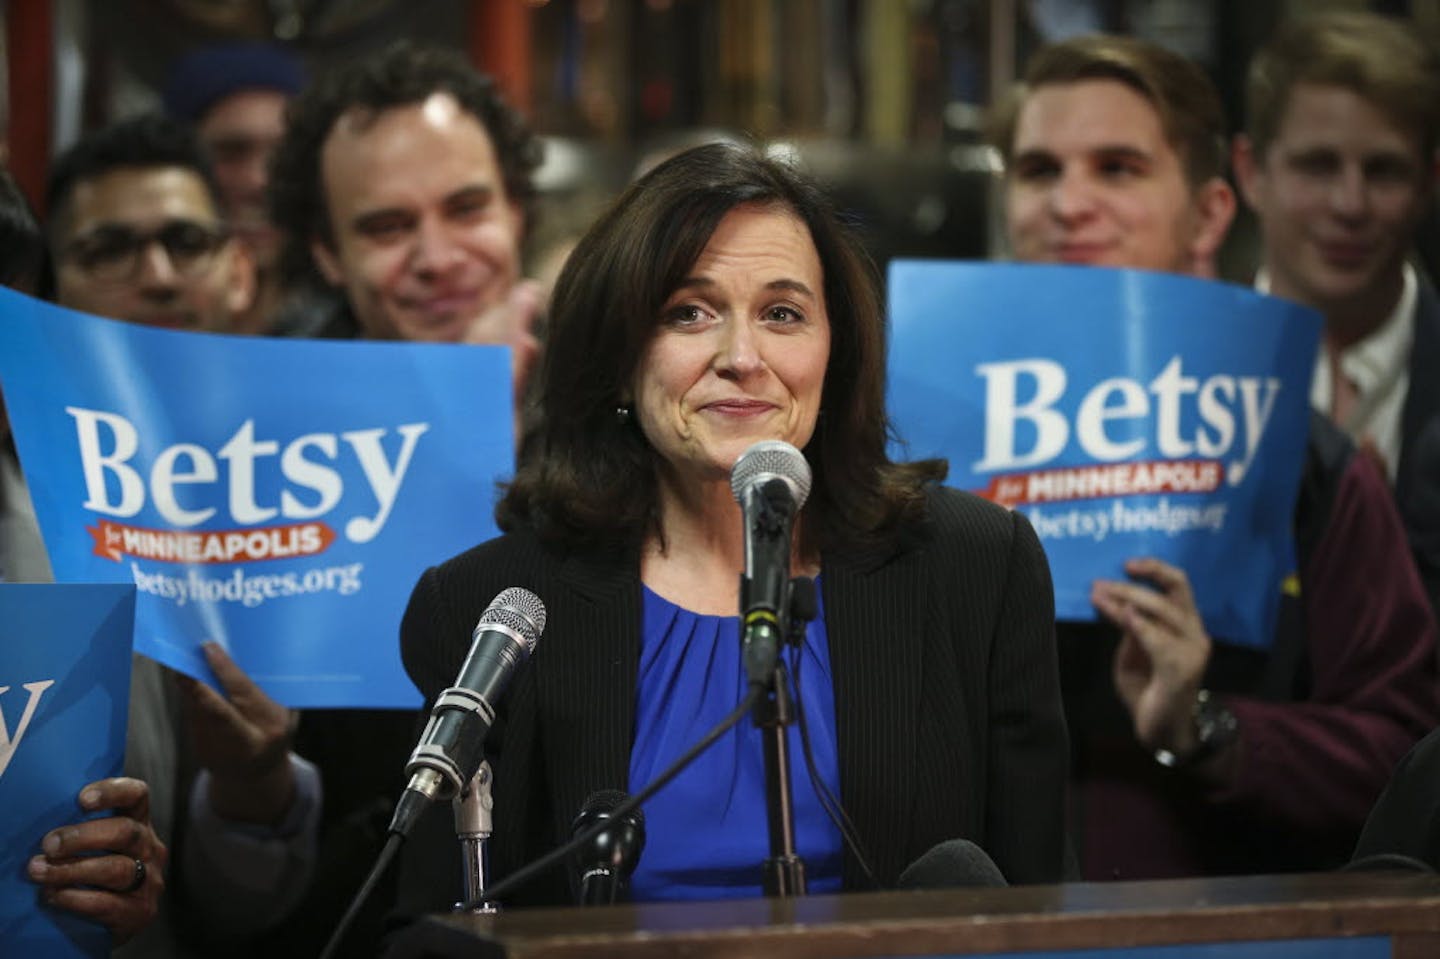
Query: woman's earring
[{"left": 615, "top": 405, "right": 631, "bottom": 424}]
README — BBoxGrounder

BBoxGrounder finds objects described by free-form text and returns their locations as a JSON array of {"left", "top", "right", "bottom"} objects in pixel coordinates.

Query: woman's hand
[
  {"left": 1091, "top": 557, "right": 1213, "bottom": 756},
  {"left": 27, "top": 777, "right": 168, "bottom": 944}
]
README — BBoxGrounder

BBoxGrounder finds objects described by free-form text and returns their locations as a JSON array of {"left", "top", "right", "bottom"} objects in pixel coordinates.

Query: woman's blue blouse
[{"left": 626, "top": 579, "right": 844, "bottom": 900}]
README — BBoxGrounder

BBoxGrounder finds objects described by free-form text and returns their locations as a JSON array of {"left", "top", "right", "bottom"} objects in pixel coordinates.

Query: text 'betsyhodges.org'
[{"left": 130, "top": 562, "right": 364, "bottom": 609}]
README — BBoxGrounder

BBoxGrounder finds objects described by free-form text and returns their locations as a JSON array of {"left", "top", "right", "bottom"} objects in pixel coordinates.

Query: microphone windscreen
[
  {"left": 730, "top": 440, "right": 812, "bottom": 508},
  {"left": 573, "top": 789, "right": 644, "bottom": 830},
  {"left": 479, "top": 586, "right": 546, "bottom": 653},
  {"left": 572, "top": 789, "right": 647, "bottom": 907},
  {"left": 896, "top": 839, "right": 1008, "bottom": 889},
  {"left": 572, "top": 790, "right": 646, "bottom": 869}
]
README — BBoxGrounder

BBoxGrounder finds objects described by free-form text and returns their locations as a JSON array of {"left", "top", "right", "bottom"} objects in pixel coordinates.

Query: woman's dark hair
[{"left": 500, "top": 142, "right": 944, "bottom": 554}]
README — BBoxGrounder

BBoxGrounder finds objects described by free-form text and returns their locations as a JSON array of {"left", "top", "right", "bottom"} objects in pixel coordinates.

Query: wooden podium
[{"left": 385, "top": 872, "right": 1440, "bottom": 958}]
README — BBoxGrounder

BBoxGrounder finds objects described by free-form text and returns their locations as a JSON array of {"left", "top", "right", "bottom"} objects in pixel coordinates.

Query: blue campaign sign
[
  {"left": 0, "top": 583, "right": 136, "bottom": 959},
  {"left": 0, "top": 287, "right": 512, "bottom": 707},
  {"left": 887, "top": 262, "right": 1321, "bottom": 648}
]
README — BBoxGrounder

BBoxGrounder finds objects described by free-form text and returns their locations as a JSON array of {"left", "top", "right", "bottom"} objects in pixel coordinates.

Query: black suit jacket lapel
[
  {"left": 531, "top": 533, "right": 932, "bottom": 887},
  {"left": 537, "top": 545, "right": 641, "bottom": 845},
  {"left": 824, "top": 535, "right": 930, "bottom": 888}
]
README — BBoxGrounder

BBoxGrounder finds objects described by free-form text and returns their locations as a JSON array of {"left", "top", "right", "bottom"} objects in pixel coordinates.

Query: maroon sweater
[{"left": 1062, "top": 420, "right": 1440, "bottom": 879}]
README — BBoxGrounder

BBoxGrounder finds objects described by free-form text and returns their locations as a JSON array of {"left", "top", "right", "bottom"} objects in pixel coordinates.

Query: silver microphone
[
  {"left": 730, "top": 441, "right": 811, "bottom": 685},
  {"left": 389, "top": 587, "right": 545, "bottom": 838}
]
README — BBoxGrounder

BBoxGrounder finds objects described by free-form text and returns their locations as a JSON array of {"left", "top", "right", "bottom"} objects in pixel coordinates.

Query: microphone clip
[
  {"left": 453, "top": 761, "right": 500, "bottom": 914},
  {"left": 786, "top": 575, "right": 817, "bottom": 649}
]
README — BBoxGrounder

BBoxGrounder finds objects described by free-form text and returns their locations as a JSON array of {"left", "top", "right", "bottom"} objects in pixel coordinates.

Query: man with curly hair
[
  {"left": 270, "top": 41, "right": 544, "bottom": 361},
  {"left": 251, "top": 44, "right": 547, "bottom": 955}
]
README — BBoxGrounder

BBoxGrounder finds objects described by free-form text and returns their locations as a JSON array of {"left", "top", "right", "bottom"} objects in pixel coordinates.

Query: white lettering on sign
[
  {"left": 67, "top": 408, "right": 430, "bottom": 543},
  {"left": 973, "top": 357, "right": 1280, "bottom": 485},
  {"left": 0, "top": 679, "right": 56, "bottom": 779}
]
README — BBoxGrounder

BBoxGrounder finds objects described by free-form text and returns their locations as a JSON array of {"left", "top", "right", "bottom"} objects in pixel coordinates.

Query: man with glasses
[
  {"left": 29, "top": 114, "right": 318, "bottom": 957},
  {"left": 47, "top": 113, "right": 256, "bottom": 332}
]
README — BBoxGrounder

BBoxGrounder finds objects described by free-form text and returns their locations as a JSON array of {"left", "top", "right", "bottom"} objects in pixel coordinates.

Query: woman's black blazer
[{"left": 394, "top": 486, "right": 1068, "bottom": 912}]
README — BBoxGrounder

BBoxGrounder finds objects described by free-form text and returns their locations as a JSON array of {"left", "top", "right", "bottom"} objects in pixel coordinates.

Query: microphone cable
[
  {"left": 318, "top": 831, "right": 403, "bottom": 959},
  {"left": 456, "top": 683, "right": 764, "bottom": 909},
  {"left": 787, "top": 637, "right": 881, "bottom": 889}
]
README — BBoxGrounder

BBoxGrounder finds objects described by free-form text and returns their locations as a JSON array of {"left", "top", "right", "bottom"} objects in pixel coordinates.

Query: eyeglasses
[{"left": 63, "top": 220, "right": 231, "bottom": 282}]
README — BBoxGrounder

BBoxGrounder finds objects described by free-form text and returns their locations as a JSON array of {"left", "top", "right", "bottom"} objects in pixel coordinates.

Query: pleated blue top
[{"left": 627, "top": 580, "right": 844, "bottom": 900}]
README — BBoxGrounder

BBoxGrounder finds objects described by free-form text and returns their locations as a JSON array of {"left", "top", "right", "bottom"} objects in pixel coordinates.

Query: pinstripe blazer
[{"left": 394, "top": 486, "right": 1068, "bottom": 912}]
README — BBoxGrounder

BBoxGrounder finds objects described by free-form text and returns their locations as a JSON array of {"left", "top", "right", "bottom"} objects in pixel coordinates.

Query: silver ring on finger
[{"left": 121, "top": 857, "right": 146, "bottom": 894}]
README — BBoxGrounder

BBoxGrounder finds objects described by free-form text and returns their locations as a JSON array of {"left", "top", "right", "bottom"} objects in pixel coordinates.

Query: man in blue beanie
[{"left": 164, "top": 42, "right": 305, "bottom": 334}]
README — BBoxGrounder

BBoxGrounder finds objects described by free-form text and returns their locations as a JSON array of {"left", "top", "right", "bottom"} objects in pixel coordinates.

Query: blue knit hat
[{"left": 162, "top": 42, "right": 306, "bottom": 122}]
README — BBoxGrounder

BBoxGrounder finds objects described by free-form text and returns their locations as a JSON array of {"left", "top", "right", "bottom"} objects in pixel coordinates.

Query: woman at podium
[{"left": 395, "top": 143, "right": 1068, "bottom": 910}]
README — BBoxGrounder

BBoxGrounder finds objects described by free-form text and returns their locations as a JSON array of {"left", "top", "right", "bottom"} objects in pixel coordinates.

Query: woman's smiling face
[{"left": 632, "top": 202, "right": 830, "bottom": 486}]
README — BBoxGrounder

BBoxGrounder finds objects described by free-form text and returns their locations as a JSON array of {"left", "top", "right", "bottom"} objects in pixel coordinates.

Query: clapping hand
[{"left": 1092, "top": 557, "right": 1212, "bottom": 757}]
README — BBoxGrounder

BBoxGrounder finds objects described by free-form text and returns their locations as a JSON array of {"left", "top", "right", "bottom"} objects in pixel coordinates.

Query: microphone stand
[
  {"left": 452, "top": 761, "right": 500, "bottom": 914},
  {"left": 751, "top": 576, "right": 816, "bottom": 897}
]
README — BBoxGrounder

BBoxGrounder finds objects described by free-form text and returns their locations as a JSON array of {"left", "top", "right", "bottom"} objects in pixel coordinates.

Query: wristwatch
[{"left": 1153, "top": 689, "right": 1239, "bottom": 769}]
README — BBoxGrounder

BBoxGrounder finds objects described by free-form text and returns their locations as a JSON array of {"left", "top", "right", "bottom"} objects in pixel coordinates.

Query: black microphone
[
  {"left": 571, "top": 790, "right": 647, "bottom": 906},
  {"left": 730, "top": 440, "right": 812, "bottom": 686},
  {"left": 388, "top": 587, "right": 546, "bottom": 839},
  {"left": 895, "top": 840, "right": 1009, "bottom": 889}
]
